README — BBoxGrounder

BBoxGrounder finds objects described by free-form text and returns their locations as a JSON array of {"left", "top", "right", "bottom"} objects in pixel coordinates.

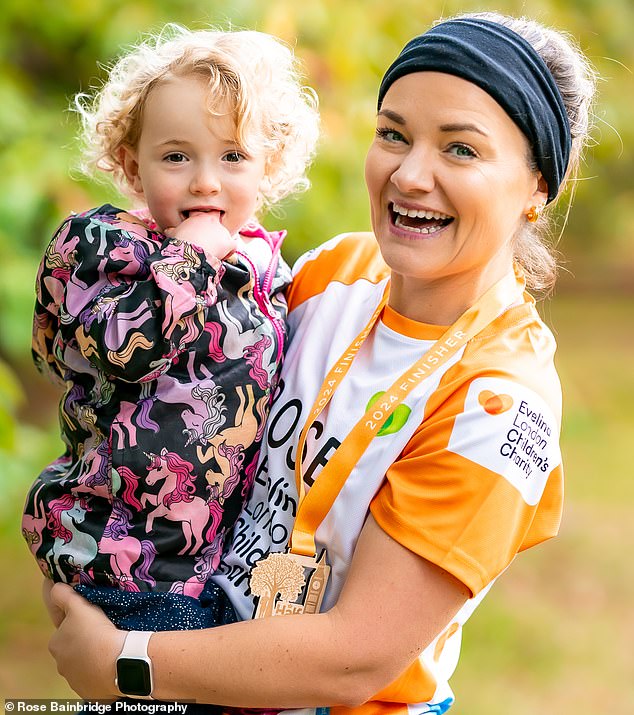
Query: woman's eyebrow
[
  {"left": 378, "top": 111, "right": 489, "bottom": 139},
  {"left": 440, "top": 122, "right": 489, "bottom": 137},
  {"left": 377, "top": 108, "right": 406, "bottom": 125}
]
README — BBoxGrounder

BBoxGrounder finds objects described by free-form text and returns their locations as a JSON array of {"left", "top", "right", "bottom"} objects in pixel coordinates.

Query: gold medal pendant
[{"left": 250, "top": 550, "right": 330, "bottom": 618}]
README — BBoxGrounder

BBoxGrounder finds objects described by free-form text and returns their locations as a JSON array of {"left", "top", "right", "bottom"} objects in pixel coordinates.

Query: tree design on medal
[
  {"left": 250, "top": 551, "right": 330, "bottom": 618},
  {"left": 250, "top": 553, "right": 305, "bottom": 617}
]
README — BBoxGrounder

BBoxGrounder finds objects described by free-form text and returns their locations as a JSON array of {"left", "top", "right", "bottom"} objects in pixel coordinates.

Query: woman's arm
[{"left": 49, "top": 515, "right": 469, "bottom": 707}]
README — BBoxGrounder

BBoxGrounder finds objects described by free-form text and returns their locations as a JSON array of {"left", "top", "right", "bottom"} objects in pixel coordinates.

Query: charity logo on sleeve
[{"left": 448, "top": 377, "right": 561, "bottom": 504}]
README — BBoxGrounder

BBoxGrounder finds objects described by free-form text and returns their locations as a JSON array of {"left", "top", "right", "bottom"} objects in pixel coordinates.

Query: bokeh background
[{"left": 1, "top": 0, "right": 632, "bottom": 712}]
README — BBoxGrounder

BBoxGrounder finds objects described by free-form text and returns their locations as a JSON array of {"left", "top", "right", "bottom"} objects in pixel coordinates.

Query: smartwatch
[{"left": 115, "top": 630, "right": 154, "bottom": 699}]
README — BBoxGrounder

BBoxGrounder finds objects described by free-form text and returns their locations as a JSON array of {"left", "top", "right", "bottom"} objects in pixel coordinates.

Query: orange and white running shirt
[{"left": 213, "top": 232, "right": 563, "bottom": 715}]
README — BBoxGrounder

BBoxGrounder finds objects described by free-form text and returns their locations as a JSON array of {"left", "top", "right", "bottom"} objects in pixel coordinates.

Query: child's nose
[{"left": 190, "top": 165, "right": 221, "bottom": 195}]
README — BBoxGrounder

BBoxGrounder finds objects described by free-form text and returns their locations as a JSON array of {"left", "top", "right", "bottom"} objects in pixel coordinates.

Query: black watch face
[{"left": 117, "top": 657, "right": 152, "bottom": 697}]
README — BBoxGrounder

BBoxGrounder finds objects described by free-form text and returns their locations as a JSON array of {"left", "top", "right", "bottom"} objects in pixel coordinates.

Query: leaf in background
[{"left": 0, "top": 357, "right": 24, "bottom": 450}]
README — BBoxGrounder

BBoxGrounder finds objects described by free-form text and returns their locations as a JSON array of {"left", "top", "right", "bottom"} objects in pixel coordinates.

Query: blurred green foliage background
[{"left": 1, "top": 1, "right": 632, "bottom": 713}]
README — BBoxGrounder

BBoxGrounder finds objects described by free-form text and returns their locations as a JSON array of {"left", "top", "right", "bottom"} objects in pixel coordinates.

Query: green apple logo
[{"left": 366, "top": 392, "right": 412, "bottom": 436}]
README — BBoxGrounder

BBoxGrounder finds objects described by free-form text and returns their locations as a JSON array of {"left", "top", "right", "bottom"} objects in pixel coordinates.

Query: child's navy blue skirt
[{"left": 75, "top": 580, "right": 237, "bottom": 713}]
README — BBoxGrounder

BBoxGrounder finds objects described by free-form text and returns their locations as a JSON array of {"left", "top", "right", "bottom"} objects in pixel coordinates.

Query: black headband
[{"left": 377, "top": 18, "right": 571, "bottom": 202}]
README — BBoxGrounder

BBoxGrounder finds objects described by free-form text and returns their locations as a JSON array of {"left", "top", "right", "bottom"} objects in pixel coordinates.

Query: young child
[{"left": 22, "top": 25, "right": 319, "bottom": 637}]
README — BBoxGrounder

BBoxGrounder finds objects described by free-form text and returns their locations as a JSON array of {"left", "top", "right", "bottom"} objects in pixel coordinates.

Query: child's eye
[
  {"left": 223, "top": 151, "right": 246, "bottom": 163},
  {"left": 375, "top": 127, "right": 407, "bottom": 144},
  {"left": 447, "top": 143, "right": 478, "bottom": 159},
  {"left": 164, "top": 152, "right": 188, "bottom": 163}
]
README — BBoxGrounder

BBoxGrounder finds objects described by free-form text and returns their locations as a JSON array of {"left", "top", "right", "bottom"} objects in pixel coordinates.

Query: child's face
[{"left": 121, "top": 75, "right": 267, "bottom": 236}]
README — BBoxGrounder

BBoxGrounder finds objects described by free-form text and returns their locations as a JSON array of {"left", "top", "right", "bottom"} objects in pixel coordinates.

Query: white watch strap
[
  {"left": 120, "top": 630, "right": 154, "bottom": 658},
  {"left": 117, "top": 630, "right": 155, "bottom": 700}
]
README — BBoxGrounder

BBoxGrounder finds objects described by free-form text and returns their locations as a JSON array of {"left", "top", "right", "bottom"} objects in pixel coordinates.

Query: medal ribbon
[{"left": 290, "top": 267, "right": 525, "bottom": 557}]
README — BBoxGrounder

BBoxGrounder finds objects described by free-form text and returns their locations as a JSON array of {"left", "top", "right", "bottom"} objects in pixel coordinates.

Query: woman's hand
[
  {"left": 48, "top": 583, "right": 125, "bottom": 700},
  {"left": 42, "top": 579, "right": 65, "bottom": 627}
]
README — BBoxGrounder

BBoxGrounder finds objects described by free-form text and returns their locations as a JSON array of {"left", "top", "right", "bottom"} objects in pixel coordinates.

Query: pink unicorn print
[
  {"left": 196, "top": 384, "right": 265, "bottom": 466},
  {"left": 183, "top": 383, "right": 227, "bottom": 448},
  {"left": 243, "top": 334, "right": 273, "bottom": 390},
  {"left": 171, "top": 523, "right": 225, "bottom": 599},
  {"left": 213, "top": 300, "right": 276, "bottom": 367},
  {"left": 44, "top": 220, "right": 79, "bottom": 268},
  {"left": 110, "top": 395, "right": 160, "bottom": 450},
  {"left": 99, "top": 498, "right": 157, "bottom": 591},
  {"left": 45, "top": 494, "right": 98, "bottom": 582},
  {"left": 205, "top": 442, "right": 245, "bottom": 504},
  {"left": 142, "top": 449, "right": 220, "bottom": 556},
  {"left": 152, "top": 242, "right": 216, "bottom": 340},
  {"left": 151, "top": 368, "right": 227, "bottom": 448}
]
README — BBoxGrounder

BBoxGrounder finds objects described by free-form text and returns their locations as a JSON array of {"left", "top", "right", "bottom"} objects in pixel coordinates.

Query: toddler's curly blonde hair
[{"left": 74, "top": 24, "right": 320, "bottom": 212}]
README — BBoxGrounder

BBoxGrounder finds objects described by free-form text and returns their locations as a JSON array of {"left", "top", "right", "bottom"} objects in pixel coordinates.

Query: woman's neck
[{"left": 388, "top": 265, "right": 515, "bottom": 326}]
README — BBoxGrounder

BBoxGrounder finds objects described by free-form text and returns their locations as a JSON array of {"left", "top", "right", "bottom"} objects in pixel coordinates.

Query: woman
[{"left": 47, "top": 12, "right": 596, "bottom": 714}]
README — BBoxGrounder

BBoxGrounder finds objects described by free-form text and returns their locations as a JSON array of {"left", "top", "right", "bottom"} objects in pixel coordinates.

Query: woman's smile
[{"left": 389, "top": 201, "right": 454, "bottom": 237}]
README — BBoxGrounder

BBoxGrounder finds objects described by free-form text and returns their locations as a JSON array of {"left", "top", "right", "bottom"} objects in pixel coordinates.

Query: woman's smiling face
[{"left": 365, "top": 71, "right": 547, "bottom": 319}]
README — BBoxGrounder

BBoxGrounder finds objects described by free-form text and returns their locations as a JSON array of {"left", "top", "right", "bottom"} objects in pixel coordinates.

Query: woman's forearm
[
  {"left": 150, "top": 609, "right": 382, "bottom": 708},
  {"left": 52, "top": 589, "right": 390, "bottom": 707},
  {"left": 150, "top": 516, "right": 468, "bottom": 707},
  {"left": 49, "top": 516, "right": 469, "bottom": 705}
]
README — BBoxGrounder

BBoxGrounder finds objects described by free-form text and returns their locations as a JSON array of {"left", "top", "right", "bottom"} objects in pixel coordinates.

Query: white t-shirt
[{"left": 213, "top": 232, "right": 563, "bottom": 715}]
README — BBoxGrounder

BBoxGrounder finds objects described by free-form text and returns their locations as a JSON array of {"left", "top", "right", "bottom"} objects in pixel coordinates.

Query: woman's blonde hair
[
  {"left": 452, "top": 12, "right": 598, "bottom": 295},
  {"left": 74, "top": 24, "right": 320, "bottom": 212}
]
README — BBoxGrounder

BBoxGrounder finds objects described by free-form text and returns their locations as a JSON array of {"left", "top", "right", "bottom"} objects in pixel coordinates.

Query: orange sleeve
[
  {"left": 370, "top": 374, "right": 563, "bottom": 596},
  {"left": 286, "top": 232, "right": 389, "bottom": 312}
]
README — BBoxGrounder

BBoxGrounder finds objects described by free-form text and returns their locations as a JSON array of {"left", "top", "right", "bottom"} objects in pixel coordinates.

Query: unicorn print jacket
[{"left": 22, "top": 204, "right": 291, "bottom": 596}]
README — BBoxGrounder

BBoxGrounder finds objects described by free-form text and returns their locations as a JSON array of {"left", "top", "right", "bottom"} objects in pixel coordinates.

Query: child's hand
[{"left": 166, "top": 212, "right": 237, "bottom": 259}]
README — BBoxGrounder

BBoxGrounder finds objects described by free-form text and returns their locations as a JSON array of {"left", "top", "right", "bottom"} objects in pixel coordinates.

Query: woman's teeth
[
  {"left": 392, "top": 203, "right": 453, "bottom": 234},
  {"left": 393, "top": 204, "right": 450, "bottom": 220}
]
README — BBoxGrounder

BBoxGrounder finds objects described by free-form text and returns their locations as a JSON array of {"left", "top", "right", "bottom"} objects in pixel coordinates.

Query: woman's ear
[
  {"left": 119, "top": 145, "right": 143, "bottom": 195},
  {"left": 526, "top": 173, "right": 549, "bottom": 214}
]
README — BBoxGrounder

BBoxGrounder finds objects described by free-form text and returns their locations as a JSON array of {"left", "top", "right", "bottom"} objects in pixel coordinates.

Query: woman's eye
[
  {"left": 448, "top": 143, "right": 477, "bottom": 159},
  {"left": 164, "top": 152, "right": 188, "bottom": 163},
  {"left": 376, "top": 127, "right": 407, "bottom": 144}
]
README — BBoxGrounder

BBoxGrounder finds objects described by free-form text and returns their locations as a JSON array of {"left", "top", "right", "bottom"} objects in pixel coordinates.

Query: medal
[
  {"left": 249, "top": 267, "right": 525, "bottom": 619},
  {"left": 250, "top": 550, "right": 330, "bottom": 618}
]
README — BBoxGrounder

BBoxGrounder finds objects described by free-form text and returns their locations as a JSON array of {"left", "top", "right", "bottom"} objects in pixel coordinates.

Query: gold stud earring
[{"left": 526, "top": 204, "right": 544, "bottom": 223}]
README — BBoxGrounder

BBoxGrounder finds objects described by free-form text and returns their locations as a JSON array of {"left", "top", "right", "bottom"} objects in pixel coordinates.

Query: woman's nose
[{"left": 390, "top": 148, "right": 435, "bottom": 194}]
